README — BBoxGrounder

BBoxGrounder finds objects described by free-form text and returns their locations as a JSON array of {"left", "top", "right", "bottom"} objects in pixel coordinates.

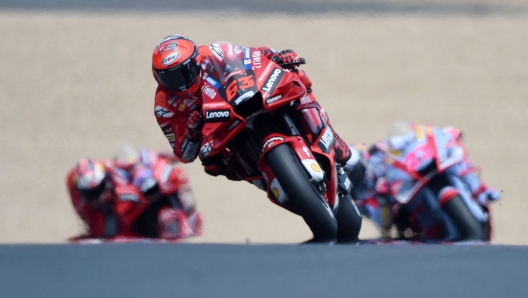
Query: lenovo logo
[
  {"left": 262, "top": 68, "right": 283, "bottom": 94},
  {"left": 205, "top": 109, "right": 230, "bottom": 122}
]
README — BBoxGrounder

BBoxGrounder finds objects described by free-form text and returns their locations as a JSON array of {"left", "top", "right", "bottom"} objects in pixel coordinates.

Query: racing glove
[
  {"left": 180, "top": 111, "right": 203, "bottom": 163},
  {"left": 186, "top": 110, "right": 203, "bottom": 140},
  {"left": 271, "top": 50, "right": 301, "bottom": 68}
]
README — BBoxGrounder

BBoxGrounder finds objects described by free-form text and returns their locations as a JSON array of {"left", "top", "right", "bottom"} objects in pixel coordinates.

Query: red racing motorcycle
[{"left": 198, "top": 42, "right": 362, "bottom": 243}]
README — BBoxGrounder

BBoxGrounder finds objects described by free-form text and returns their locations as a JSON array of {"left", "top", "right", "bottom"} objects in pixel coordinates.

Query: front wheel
[
  {"left": 442, "top": 196, "right": 484, "bottom": 241},
  {"left": 266, "top": 144, "right": 337, "bottom": 242}
]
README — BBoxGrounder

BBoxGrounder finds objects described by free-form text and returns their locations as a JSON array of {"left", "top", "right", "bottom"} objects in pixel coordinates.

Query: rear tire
[
  {"left": 442, "top": 196, "right": 484, "bottom": 241},
  {"left": 266, "top": 144, "right": 338, "bottom": 242},
  {"left": 335, "top": 194, "right": 362, "bottom": 243}
]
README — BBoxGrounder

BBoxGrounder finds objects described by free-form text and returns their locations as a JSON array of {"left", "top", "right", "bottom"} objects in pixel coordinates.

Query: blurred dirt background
[{"left": 1, "top": 6, "right": 527, "bottom": 244}]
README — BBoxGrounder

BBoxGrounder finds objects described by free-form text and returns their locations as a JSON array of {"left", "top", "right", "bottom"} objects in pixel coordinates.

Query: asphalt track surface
[
  {"left": 1, "top": 243, "right": 527, "bottom": 298},
  {"left": 1, "top": 0, "right": 526, "bottom": 15}
]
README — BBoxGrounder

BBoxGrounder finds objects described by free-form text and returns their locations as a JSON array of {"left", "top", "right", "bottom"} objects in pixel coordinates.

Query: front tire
[
  {"left": 266, "top": 144, "right": 338, "bottom": 242},
  {"left": 442, "top": 196, "right": 484, "bottom": 241}
]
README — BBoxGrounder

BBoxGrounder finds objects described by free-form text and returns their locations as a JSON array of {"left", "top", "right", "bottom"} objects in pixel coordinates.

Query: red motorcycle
[
  {"left": 198, "top": 42, "right": 362, "bottom": 243},
  {"left": 69, "top": 159, "right": 202, "bottom": 243}
]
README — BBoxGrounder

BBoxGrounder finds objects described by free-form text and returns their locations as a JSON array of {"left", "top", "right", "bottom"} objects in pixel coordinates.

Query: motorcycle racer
[
  {"left": 345, "top": 122, "right": 500, "bottom": 241},
  {"left": 113, "top": 145, "right": 202, "bottom": 239},
  {"left": 151, "top": 34, "right": 352, "bottom": 180},
  {"left": 66, "top": 158, "right": 141, "bottom": 239},
  {"left": 67, "top": 150, "right": 202, "bottom": 241}
]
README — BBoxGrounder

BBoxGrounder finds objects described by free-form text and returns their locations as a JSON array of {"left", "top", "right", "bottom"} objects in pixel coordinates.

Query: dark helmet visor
[
  {"left": 155, "top": 46, "right": 201, "bottom": 92},
  {"left": 79, "top": 180, "right": 106, "bottom": 201}
]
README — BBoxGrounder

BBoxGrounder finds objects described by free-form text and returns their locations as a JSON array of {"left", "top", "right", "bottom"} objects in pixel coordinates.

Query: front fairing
[
  {"left": 383, "top": 125, "right": 466, "bottom": 204},
  {"left": 200, "top": 42, "right": 306, "bottom": 156}
]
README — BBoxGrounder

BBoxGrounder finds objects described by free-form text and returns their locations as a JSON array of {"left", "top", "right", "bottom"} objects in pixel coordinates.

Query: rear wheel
[
  {"left": 442, "top": 196, "right": 484, "bottom": 241},
  {"left": 266, "top": 144, "right": 337, "bottom": 242}
]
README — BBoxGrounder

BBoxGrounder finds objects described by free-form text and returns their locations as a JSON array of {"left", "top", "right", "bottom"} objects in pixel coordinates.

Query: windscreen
[{"left": 206, "top": 42, "right": 257, "bottom": 105}]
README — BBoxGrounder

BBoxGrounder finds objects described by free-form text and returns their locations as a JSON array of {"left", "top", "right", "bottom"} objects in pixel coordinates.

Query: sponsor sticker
[
  {"left": 244, "top": 48, "right": 252, "bottom": 69},
  {"left": 161, "top": 166, "right": 173, "bottom": 183},
  {"left": 226, "top": 119, "right": 240, "bottom": 131},
  {"left": 182, "top": 140, "right": 198, "bottom": 161},
  {"left": 244, "top": 47, "right": 251, "bottom": 60},
  {"left": 204, "top": 102, "right": 226, "bottom": 108},
  {"left": 205, "top": 109, "right": 230, "bottom": 122},
  {"left": 162, "top": 125, "right": 173, "bottom": 134},
  {"left": 234, "top": 91, "right": 255, "bottom": 105},
  {"left": 262, "top": 136, "right": 285, "bottom": 152},
  {"left": 165, "top": 43, "right": 177, "bottom": 50},
  {"left": 201, "top": 57, "right": 210, "bottom": 69},
  {"left": 155, "top": 106, "right": 173, "bottom": 118},
  {"left": 210, "top": 44, "right": 223, "bottom": 60},
  {"left": 262, "top": 68, "right": 283, "bottom": 94},
  {"left": 302, "top": 146, "right": 311, "bottom": 158},
  {"left": 252, "top": 50, "right": 261, "bottom": 70},
  {"left": 319, "top": 129, "right": 334, "bottom": 151},
  {"left": 158, "top": 35, "right": 185, "bottom": 46},
  {"left": 265, "top": 94, "right": 282, "bottom": 105},
  {"left": 205, "top": 75, "right": 221, "bottom": 89},
  {"left": 119, "top": 194, "right": 139, "bottom": 202},
  {"left": 168, "top": 95, "right": 178, "bottom": 105},
  {"left": 181, "top": 98, "right": 197, "bottom": 110},
  {"left": 202, "top": 85, "right": 217, "bottom": 99},
  {"left": 180, "top": 138, "right": 189, "bottom": 152},
  {"left": 272, "top": 187, "right": 280, "bottom": 199},
  {"left": 200, "top": 143, "right": 212, "bottom": 159},
  {"left": 259, "top": 63, "right": 274, "bottom": 82},
  {"left": 311, "top": 163, "right": 322, "bottom": 172},
  {"left": 165, "top": 133, "right": 175, "bottom": 141},
  {"left": 162, "top": 52, "right": 180, "bottom": 66}
]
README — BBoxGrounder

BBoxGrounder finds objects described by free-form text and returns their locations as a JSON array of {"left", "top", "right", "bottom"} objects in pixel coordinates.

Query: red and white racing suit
[
  {"left": 154, "top": 45, "right": 351, "bottom": 179},
  {"left": 66, "top": 161, "right": 145, "bottom": 238}
]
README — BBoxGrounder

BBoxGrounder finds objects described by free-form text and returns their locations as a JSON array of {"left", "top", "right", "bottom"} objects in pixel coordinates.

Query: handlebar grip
[{"left": 279, "top": 57, "right": 306, "bottom": 68}]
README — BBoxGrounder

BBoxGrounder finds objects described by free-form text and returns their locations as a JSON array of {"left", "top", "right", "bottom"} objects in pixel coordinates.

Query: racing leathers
[
  {"left": 67, "top": 161, "right": 142, "bottom": 238},
  {"left": 125, "top": 148, "right": 202, "bottom": 239},
  {"left": 153, "top": 45, "right": 351, "bottom": 179}
]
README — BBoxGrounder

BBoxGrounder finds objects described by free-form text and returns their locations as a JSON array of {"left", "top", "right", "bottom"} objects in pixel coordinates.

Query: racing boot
[
  {"left": 332, "top": 131, "right": 352, "bottom": 165},
  {"left": 317, "top": 106, "right": 351, "bottom": 165}
]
